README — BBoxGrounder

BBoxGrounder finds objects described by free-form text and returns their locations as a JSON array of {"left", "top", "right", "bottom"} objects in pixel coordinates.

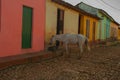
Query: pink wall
[{"left": 0, "top": 0, "right": 45, "bottom": 57}]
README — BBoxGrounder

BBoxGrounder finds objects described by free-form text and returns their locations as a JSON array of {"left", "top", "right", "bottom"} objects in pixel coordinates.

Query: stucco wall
[
  {"left": 98, "top": 12, "right": 111, "bottom": 40},
  {"left": 98, "top": 13, "right": 106, "bottom": 40},
  {"left": 64, "top": 10, "right": 79, "bottom": 34},
  {"left": 46, "top": 0, "right": 57, "bottom": 44},
  {"left": 83, "top": 16, "right": 98, "bottom": 41},
  {"left": 0, "top": 0, "right": 45, "bottom": 57},
  {"left": 46, "top": 0, "right": 80, "bottom": 45},
  {"left": 110, "top": 22, "right": 119, "bottom": 39}
]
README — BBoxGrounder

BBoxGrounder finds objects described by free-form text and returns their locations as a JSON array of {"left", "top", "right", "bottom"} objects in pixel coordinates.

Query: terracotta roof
[{"left": 52, "top": 0, "right": 101, "bottom": 20}]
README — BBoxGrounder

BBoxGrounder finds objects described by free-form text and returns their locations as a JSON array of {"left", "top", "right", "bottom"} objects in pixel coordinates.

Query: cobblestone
[{"left": 0, "top": 45, "right": 120, "bottom": 80}]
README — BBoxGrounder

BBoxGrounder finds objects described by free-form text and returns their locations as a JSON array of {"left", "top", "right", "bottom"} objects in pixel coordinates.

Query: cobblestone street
[{"left": 0, "top": 45, "right": 120, "bottom": 80}]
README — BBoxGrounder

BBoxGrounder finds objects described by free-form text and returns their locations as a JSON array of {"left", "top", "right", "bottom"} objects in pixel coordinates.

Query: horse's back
[
  {"left": 63, "top": 34, "right": 78, "bottom": 43},
  {"left": 55, "top": 33, "right": 87, "bottom": 43}
]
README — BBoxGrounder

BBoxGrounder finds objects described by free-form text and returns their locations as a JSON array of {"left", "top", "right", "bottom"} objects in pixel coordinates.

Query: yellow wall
[
  {"left": 46, "top": 0, "right": 80, "bottom": 44},
  {"left": 46, "top": 0, "right": 57, "bottom": 44},
  {"left": 82, "top": 16, "right": 98, "bottom": 41},
  {"left": 64, "top": 10, "right": 79, "bottom": 34}
]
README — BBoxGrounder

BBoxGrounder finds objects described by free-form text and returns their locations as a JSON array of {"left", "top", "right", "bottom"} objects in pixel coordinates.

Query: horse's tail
[{"left": 85, "top": 38, "right": 90, "bottom": 51}]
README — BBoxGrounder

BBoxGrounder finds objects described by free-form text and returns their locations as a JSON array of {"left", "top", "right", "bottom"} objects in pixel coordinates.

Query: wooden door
[
  {"left": 22, "top": 6, "right": 33, "bottom": 49},
  {"left": 56, "top": 8, "right": 64, "bottom": 46},
  {"left": 57, "top": 8, "right": 64, "bottom": 34}
]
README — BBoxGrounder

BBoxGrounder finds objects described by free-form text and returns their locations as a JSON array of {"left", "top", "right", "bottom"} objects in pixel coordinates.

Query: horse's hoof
[
  {"left": 65, "top": 55, "right": 70, "bottom": 58},
  {"left": 67, "top": 54, "right": 71, "bottom": 57},
  {"left": 77, "top": 57, "right": 81, "bottom": 60}
]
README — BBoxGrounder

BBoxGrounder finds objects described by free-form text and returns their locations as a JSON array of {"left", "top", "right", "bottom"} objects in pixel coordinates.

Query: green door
[{"left": 22, "top": 6, "right": 33, "bottom": 49}]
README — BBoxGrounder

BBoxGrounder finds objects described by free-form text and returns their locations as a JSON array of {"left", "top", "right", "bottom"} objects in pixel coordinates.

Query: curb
[{"left": 0, "top": 51, "right": 62, "bottom": 70}]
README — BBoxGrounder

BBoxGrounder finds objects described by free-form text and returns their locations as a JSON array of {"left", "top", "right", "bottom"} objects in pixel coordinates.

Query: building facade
[
  {"left": 0, "top": 0, "right": 45, "bottom": 57},
  {"left": 77, "top": 2, "right": 114, "bottom": 41},
  {"left": 98, "top": 10, "right": 113, "bottom": 40},
  {"left": 46, "top": 0, "right": 100, "bottom": 47},
  {"left": 110, "top": 21, "right": 119, "bottom": 40}
]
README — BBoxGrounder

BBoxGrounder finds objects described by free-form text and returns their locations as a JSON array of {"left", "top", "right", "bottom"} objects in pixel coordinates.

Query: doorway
[
  {"left": 22, "top": 6, "right": 33, "bottom": 49},
  {"left": 78, "top": 15, "right": 81, "bottom": 34},
  {"left": 56, "top": 8, "right": 64, "bottom": 46},
  {"left": 92, "top": 22, "right": 96, "bottom": 41},
  {"left": 57, "top": 8, "right": 64, "bottom": 34}
]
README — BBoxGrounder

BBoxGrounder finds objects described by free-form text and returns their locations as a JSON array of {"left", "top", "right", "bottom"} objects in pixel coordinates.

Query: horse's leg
[
  {"left": 77, "top": 42, "right": 83, "bottom": 59},
  {"left": 87, "top": 41, "right": 91, "bottom": 51},
  {"left": 86, "top": 42, "right": 90, "bottom": 51},
  {"left": 65, "top": 43, "right": 69, "bottom": 57},
  {"left": 80, "top": 45, "right": 83, "bottom": 53},
  {"left": 77, "top": 38, "right": 80, "bottom": 58},
  {"left": 87, "top": 44, "right": 90, "bottom": 51},
  {"left": 86, "top": 39, "right": 90, "bottom": 51},
  {"left": 68, "top": 44, "right": 71, "bottom": 57}
]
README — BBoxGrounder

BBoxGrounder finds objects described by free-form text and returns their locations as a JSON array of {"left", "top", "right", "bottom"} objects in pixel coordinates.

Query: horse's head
[{"left": 49, "top": 35, "right": 56, "bottom": 45}]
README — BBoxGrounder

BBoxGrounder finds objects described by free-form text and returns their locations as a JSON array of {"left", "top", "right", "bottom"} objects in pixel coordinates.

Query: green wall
[{"left": 98, "top": 12, "right": 111, "bottom": 40}]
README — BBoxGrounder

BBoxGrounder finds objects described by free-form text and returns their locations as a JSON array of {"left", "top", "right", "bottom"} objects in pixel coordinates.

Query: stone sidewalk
[{"left": 0, "top": 50, "right": 63, "bottom": 70}]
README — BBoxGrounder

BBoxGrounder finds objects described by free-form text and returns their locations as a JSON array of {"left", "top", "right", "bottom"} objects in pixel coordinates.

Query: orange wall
[
  {"left": 81, "top": 16, "right": 98, "bottom": 41},
  {"left": 0, "top": 0, "right": 45, "bottom": 57}
]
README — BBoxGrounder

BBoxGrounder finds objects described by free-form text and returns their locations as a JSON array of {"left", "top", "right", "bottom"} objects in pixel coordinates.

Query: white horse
[{"left": 49, "top": 33, "right": 90, "bottom": 58}]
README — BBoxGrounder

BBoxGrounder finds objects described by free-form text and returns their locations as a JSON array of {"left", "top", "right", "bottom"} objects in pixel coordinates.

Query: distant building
[{"left": 76, "top": 2, "right": 119, "bottom": 41}]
